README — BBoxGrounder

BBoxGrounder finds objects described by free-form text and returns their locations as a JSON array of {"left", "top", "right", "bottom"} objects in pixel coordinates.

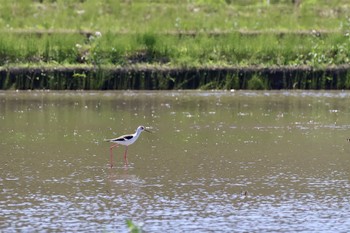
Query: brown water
[{"left": 1, "top": 90, "right": 350, "bottom": 232}]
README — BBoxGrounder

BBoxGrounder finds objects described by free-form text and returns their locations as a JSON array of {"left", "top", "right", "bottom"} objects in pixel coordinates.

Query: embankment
[{"left": 1, "top": 65, "right": 350, "bottom": 90}]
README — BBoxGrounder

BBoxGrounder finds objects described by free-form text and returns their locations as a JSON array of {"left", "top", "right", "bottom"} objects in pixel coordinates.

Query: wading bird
[{"left": 105, "top": 126, "right": 150, "bottom": 167}]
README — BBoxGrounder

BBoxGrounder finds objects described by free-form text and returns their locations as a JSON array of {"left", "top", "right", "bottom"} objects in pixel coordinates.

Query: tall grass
[
  {"left": 0, "top": 31, "right": 349, "bottom": 68},
  {"left": 0, "top": 33, "right": 84, "bottom": 65}
]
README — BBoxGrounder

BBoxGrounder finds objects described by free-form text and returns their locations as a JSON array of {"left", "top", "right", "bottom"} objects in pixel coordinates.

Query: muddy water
[{"left": 1, "top": 90, "right": 350, "bottom": 232}]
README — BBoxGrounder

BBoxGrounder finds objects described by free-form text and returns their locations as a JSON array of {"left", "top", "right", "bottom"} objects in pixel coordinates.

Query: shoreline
[{"left": 1, "top": 65, "right": 350, "bottom": 90}]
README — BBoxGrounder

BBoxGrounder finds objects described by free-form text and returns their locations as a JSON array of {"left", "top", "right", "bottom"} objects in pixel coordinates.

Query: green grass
[
  {"left": 0, "top": 0, "right": 349, "bottom": 69},
  {"left": 0, "top": 0, "right": 350, "bottom": 90},
  {"left": 0, "top": 31, "right": 349, "bottom": 68},
  {"left": 0, "top": 0, "right": 349, "bottom": 32}
]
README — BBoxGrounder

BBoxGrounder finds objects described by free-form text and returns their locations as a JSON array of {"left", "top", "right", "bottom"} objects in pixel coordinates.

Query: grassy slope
[
  {"left": 1, "top": 0, "right": 349, "bottom": 32},
  {"left": 0, "top": 0, "right": 350, "bottom": 73}
]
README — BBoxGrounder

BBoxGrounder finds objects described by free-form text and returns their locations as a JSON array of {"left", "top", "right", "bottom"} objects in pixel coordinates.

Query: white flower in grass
[{"left": 95, "top": 31, "right": 102, "bottom": 37}]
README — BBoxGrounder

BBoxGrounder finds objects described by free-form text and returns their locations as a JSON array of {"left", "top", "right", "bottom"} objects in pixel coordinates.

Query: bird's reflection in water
[{"left": 106, "top": 165, "right": 145, "bottom": 194}]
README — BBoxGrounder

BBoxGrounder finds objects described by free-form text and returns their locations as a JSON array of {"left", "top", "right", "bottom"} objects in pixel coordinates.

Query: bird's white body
[
  {"left": 106, "top": 126, "right": 146, "bottom": 146},
  {"left": 105, "top": 126, "right": 150, "bottom": 167}
]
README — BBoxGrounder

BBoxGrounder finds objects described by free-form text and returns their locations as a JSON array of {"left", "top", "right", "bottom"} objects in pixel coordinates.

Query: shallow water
[{"left": 1, "top": 90, "right": 350, "bottom": 232}]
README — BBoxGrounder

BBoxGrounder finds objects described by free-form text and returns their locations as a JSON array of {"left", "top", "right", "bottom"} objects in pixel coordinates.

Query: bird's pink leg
[
  {"left": 109, "top": 144, "right": 118, "bottom": 168},
  {"left": 124, "top": 146, "right": 128, "bottom": 165}
]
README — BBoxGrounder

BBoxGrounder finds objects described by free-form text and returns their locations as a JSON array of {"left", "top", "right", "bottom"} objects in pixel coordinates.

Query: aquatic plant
[
  {"left": 247, "top": 74, "right": 268, "bottom": 90},
  {"left": 126, "top": 220, "right": 143, "bottom": 233}
]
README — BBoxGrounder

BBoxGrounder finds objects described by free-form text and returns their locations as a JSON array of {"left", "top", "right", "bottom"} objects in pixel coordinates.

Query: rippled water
[{"left": 1, "top": 90, "right": 350, "bottom": 232}]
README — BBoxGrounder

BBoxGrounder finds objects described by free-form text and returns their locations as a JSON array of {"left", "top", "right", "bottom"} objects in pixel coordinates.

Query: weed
[
  {"left": 126, "top": 219, "right": 143, "bottom": 233},
  {"left": 247, "top": 74, "right": 268, "bottom": 90}
]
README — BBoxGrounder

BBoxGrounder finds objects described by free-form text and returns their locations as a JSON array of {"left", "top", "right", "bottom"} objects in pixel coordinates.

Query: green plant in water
[
  {"left": 72, "top": 72, "right": 87, "bottom": 79},
  {"left": 247, "top": 74, "right": 267, "bottom": 90},
  {"left": 346, "top": 73, "right": 350, "bottom": 89},
  {"left": 223, "top": 73, "right": 239, "bottom": 90},
  {"left": 126, "top": 219, "right": 143, "bottom": 233}
]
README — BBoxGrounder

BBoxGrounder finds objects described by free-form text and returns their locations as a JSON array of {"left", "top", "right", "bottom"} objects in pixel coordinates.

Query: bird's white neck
[{"left": 133, "top": 128, "right": 142, "bottom": 139}]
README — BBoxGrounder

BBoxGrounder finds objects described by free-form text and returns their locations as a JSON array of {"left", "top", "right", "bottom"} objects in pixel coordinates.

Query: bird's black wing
[{"left": 114, "top": 135, "right": 133, "bottom": 141}]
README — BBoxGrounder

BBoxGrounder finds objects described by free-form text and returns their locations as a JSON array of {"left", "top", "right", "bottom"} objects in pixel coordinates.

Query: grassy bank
[
  {"left": 1, "top": 0, "right": 349, "bottom": 33},
  {"left": 0, "top": 0, "right": 350, "bottom": 89},
  {"left": 1, "top": 31, "right": 349, "bottom": 67}
]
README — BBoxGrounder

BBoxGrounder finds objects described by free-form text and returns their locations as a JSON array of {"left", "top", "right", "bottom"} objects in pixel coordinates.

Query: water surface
[{"left": 1, "top": 90, "right": 350, "bottom": 232}]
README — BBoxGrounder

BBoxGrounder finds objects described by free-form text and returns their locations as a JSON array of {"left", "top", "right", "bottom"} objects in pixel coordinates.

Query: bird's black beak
[{"left": 144, "top": 128, "right": 152, "bottom": 133}]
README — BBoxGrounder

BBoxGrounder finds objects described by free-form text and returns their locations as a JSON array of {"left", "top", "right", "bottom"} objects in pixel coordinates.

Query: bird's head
[{"left": 138, "top": 125, "right": 151, "bottom": 133}]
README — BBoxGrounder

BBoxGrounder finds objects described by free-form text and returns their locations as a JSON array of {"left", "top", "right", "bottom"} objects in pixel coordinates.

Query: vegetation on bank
[
  {"left": 1, "top": 0, "right": 349, "bottom": 33},
  {"left": 1, "top": 31, "right": 350, "bottom": 68},
  {"left": 0, "top": 0, "right": 350, "bottom": 89}
]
